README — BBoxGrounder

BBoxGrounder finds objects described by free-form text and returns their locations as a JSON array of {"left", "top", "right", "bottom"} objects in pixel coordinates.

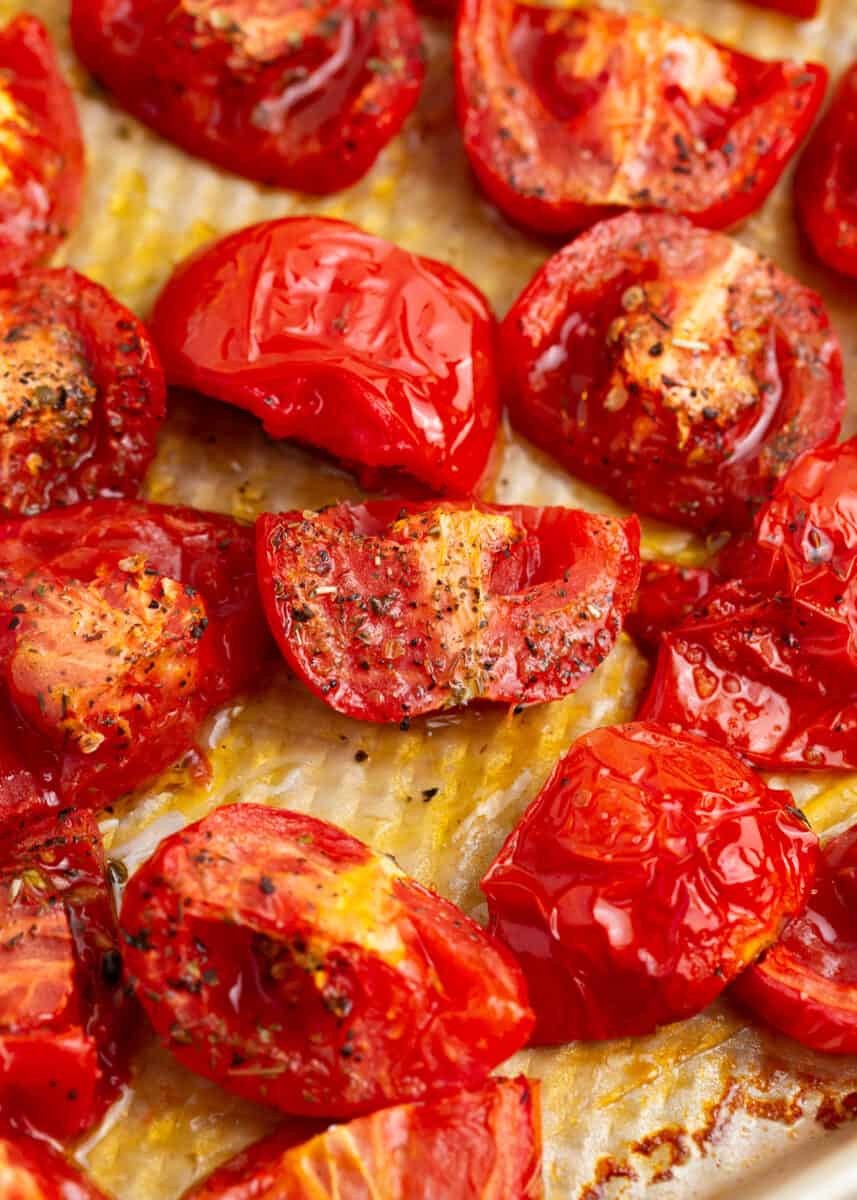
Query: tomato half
[
  {"left": 0, "top": 809, "right": 130, "bottom": 1141},
  {"left": 183, "top": 1078, "right": 542, "bottom": 1200},
  {"left": 257, "top": 499, "right": 639, "bottom": 722},
  {"left": 0, "top": 269, "right": 166, "bottom": 518},
  {"left": 70, "top": 0, "right": 423, "bottom": 193},
  {"left": 0, "top": 16, "right": 83, "bottom": 279},
  {"left": 796, "top": 62, "right": 857, "bottom": 278},
  {"left": 454, "top": 3, "right": 826, "bottom": 236},
  {"left": 0, "top": 1127, "right": 109, "bottom": 1199},
  {"left": 625, "top": 562, "right": 717, "bottom": 654},
  {"left": 732, "top": 825, "right": 857, "bottom": 1054},
  {"left": 151, "top": 218, "right": 499, "bottom": 498},
  {"left": 482, "top": 722, "right": 817, "bottom": 1044},
  {"left": 501, "top": 213, "right": 844, "bottom": 533},
  {"left": 642, "top": 438, "right": 857, "bottom": 769},
  {"left": 0, "top": 499, "right": 270, "bottom": 808},
  {"left": 121, "top": 804, "right": 534, "bottom": 1116}
]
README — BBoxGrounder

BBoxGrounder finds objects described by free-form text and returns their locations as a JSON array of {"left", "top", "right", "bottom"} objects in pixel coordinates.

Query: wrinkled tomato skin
[
  {"left": 0, "top": 16, "right": 84, "bottom": 279},
  {"left": 257, "top": 498, "right": 639, "bottom": 723},
  {"left": 0, "top": 269, "right": 166, "bottom": 518},
  {"left": 796, "top": 63, "right": 857, "bottom": 278},
  {"left": 0, "top": 1126, "right": 109, "bottom": 1199},
  {"left": 455, "top": 3, "right": 826, "bottom": 236},
  {"left": 70, "top": 0, "right": 423, "bottom": 194},
  {"left": 151, "top": 218, "right": 499, "bottom": 498},
  {"left": 642, "top": 438, "right": 857, "bottom": 769},
  {"left": 0, "top": 499, "right": 270, "bottom": 809},
  {"left": 482, "top": 722, "right": 818, "bottom": 1044},
  {"left": 732, "top": 825, "right": 857, "bottom": 1054},
  {"left": 121, "top": 805, "right": 534, "bottom": 1117},
  {"left": 182, "top": 1078, "right": 542, "bottom": 1200},
  {"left": 0, "top": 809, "right": 131, "bottom": 1141},
  {"left": 501, "top": 213, "right": 844, "bottom": 533},
  {"left": 625, "top": 562, "right": 717, "bottom": 654}
]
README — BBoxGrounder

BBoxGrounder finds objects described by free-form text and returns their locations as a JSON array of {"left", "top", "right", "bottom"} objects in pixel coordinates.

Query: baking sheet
[{"left": 6, "top": 0, "right": 857, "bottom": 1194}]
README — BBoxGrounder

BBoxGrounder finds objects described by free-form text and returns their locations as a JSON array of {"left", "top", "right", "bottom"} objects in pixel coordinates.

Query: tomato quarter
[
  {"left": 0, "top": 1126, "right": 109, "bottom": 1199},
  {"left": 257, "top": 499, "right": 639, "bottom": 723},
  {"left": 121, "top": 804, "right": 534, "bottom": 1117},
  {"left": 151, "top": 217, "right": 499, "bottom": 497},
  {"left": 482, "top": 722, "right": 817, "bottom": 1044},
  {"left": 796, "top": 62, "right": 857, "bottom": 278},
  {"left": 501, "top": 213, "right": 844, "bottom": 532},
  {"left": 455, "top": 3, "right": 826, "bottom": 236},
  {"left": 183, "top": 1077, "right": 542, "bottom": 1200},
  {"left": 70, "top": 0, "right": 423, "bottom": 193}
]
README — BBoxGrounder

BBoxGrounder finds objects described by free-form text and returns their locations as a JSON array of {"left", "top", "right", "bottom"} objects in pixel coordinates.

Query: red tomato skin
[
  {"left": 732, "top": 825, "right": 857, "bottom": 1054},
  {"left": 182, "top": 1078, "right": 543, "bottom": 1200},
  {"left": 796, "top": 63, "right": 857, "bottom": 278},
  {"left": 455, "top": 3, "right": 827, "bottom": 236},
  {"left": 0, "top": 269, "right": 166, "bottom": 517},
  {"left": 257, "top": 498, "right": 640, "bottom": 723},
  {"left": 69, "top": 0, "right": 423, "bottom": 194},
  {"left": 482, "top": 722, "right": 818, "bottom": 1044},
  {"left": 0, "top": 499, "right": 270, "bottom": 808},
  {"left": 0, "top": 16, "right": 83, "bottom": 279},
  {"left": 0, "top": 1127, "right": 109, "bottom": 1199},
  {"left": 752, "top": 0, "right": 818, "bottom": 17},
  {"left": 121, "top": 804, "right": 534, "bottom": 1117},
  {"left": 151, "top": 218, "right": 499, "bottom": 498},
  {"left": 0, "top": 809, "right": 130, "bottom": 1141},
  {"left": 501, "top": 213, "right": 844, "bottom": 532},
  {"left": 625, "top": 562, "right": 717, "bottom": 654}
]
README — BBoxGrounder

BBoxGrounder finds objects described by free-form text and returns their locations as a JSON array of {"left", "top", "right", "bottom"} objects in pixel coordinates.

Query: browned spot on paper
[
  {"left": 816, "top": 1091, "right": 857, "bottom": 1130},
  {"left": 631, "top": 1125, "right": 690, "bottom": 1184},
  {"left": 578, "top": 1155, "right": 637, "bottom": 1199}
]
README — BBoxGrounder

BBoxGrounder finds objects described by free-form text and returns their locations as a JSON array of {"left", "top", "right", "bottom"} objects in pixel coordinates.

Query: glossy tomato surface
[
  {"left": 0, "top": 269, "right": 165, "bottom": 517},
  {"left": 482, "top": 722, "right": 818, "bottom": 1044},
  {"left": 796, "top": 62, "right": 857, "bottom": 278},
  {"left": 455, "top": 3, "right": 826, "bottom": 236},
  {"left": 0, "top": 16, "right": 83, "bottom": 279},
  {"left": 502, "top": 213, "right": 844, "bottom": 532},
  {"left": 70, "top": 0, "right": 423, "bottom": 193},
  {"left": 257, "top": 498, "right": 640, "bottom": 722},
  {"left": 152, "top": 218, "right": 499, "bottom": 497},
  {"left": 0, "top": 499, "right": 270, "bottom": 808},
  {"left": 642, "top": 439, "right": 857, "bottom": 769},
  {"left": 625, "top": 562, "right": 717, "bottom": 655},
  {"left": 733, "top": 825, "right": 857, "bottom": 1054},
  {"left": 0, "top": 1126, "right": 109, "bottom": 1199},
  {"left": 0, "top": 809, "right": 130, "bottom": 1141},
  {"left": 183, "top": 1078, "right": 542, "bottom": 1199},
  {"left": 121, "top": 804, "right": 534, "bottom": 1116}
]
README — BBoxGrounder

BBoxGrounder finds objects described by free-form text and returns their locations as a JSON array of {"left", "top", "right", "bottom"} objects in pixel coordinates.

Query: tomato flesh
[
  {"left": 455, "top": 3, "right": 827, "bottom": 235},
  {"left": 796, "top": 62, "right": 857, "bottom": 278},
  {"left": 501, "top": 213, "right": 844, "bottom": 533},
  {"left": 482, "top": 722, "right": 818, "bottom": 1044},
  {"left": 121, "top": 804, "right": 534, "bottom": 1117},
  {"left": 0, "top": 1126, "right": 109, "bottom": 1198},
  {"left": 70, "top": 0, "right": 424, "bottom": 193}
]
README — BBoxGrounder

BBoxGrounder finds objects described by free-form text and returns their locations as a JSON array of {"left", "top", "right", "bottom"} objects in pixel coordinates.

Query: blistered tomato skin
[
  {"left": 151, "top": 218, "right": 500, "bottom": 497},
  {"left": 0, "top": 499, "right": 270, "bottom": 809},
  {"left": 0, "top": 809, "right": 131, "bottom": 1142},
  {"left": 625, "top": 562, "right": 717, "bottom": 654},
  {"left": 183, "top": 1078, "right": 543, "bottom": 1200},
  {"left": 0, "top": 1128, "right": 109, "bottom": 1199},
  {"left": 70, "top": 0, "right": 423, "bottom": 194},
  {"left": 0, "top": 16, "right": 84, "bottom": 279},
  {"left": 121, "top": 805, "right": 534, "bottom": 1117},
  {"left": 501, "top": 213, "right": 844, "bottom": 533},
  {"left": 796, "top": 62, "right": 857, "bottom": 278},
  {"left": 454, "top": 3, "right": 827, "bottom": 236},
  {"left": 257, "top": 499, "right": 640, "bottom": 723},
  {"left": 482, "top": 722, "right": 818, "bottom": 1045}
]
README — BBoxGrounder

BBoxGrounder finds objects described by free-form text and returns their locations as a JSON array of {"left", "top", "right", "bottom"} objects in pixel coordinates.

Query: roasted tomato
[
  {"left": 0, "top": 269, "right": 165, "bottom": 517},
  {"left": 0, "top": 717, "right": 54, "bottom": 832},
  {"left": 151, "top": 218, "right": 499, "bottom": 497},
  {"left": 642, "top": 439, "right": 857, "bottom": 769},
  {"left": 751, "top": 0, "right": 818, "bottom": 16},
  {"left": 0, "top": 809, "right": 130, "bottom": 1141},
  {"left": 183, "top": 1077, "right": 542, "bottom": 1200},
  {"left": 454, "top": 3, "right": 826, "bottom": 236},
  {"left": 0, "top": 499, "right": 270, "bottom": 809},
  {"left": 501, "top": 213, "right": 844, "bottom": 533},
  {"left": 258, "top": 499, "right": 639, "bottom": 722},
  {"left": 733, "top": 824, "right": 857, "bottom": 1054},
  {"left": 121, "top": 804, "right": 534, "bottom": 1116},
  {"left": 796, "top": 62, "right": 857, "bottom": 278},
  {"left": 625, "top": 562, "right": 717, "bottom": 654},
  {"left": 0, "top": 1127, "right": 109, "bottom": 1199},
  {"left": 482, "top": 722, "right": 817, "bottom": 1044},
  {"left": 0, "top": 16, "right": 84, "bottom": 279},
  {"left": 70, "top": 0, "right": 423, "bottom": 193}
]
